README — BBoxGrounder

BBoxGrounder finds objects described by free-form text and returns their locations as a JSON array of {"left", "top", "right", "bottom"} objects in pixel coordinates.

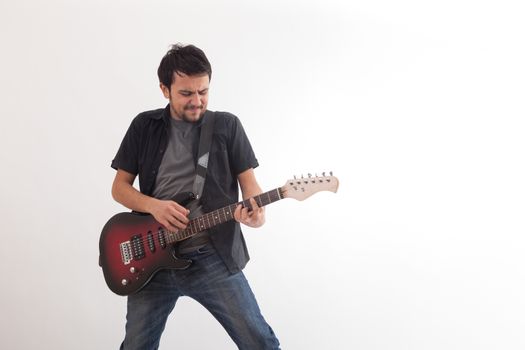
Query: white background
[{"left": 1, "top": 0, "right": 524, "bottom": 349}]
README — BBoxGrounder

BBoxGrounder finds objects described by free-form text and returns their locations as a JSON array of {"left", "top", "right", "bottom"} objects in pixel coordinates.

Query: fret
[
  {"left": 205, "top": 213, "right": 212, "bottom": 229},
  {"left": 212, "top": 211, "right": 220, "bottom": 225},
  {"left": 201, "top": 214, "right": 207, "bottom": 230},
  {"left": 273, "top": 189, "right": 280, "bottom": 202},
  {"left": 266, "top": 191, "right": 273, "bottom": 204},
  {"left": 257, "top": 194, "right": 264, "bottom": 206},
  {"left": 167, "top": 231, "right": 176, "bottom": 244},
  {"left": 265, "top": 191, "right": 271, "bottom": 206},
  {"left": 223, "top": 206, "right": 232, "bottom": 220}
]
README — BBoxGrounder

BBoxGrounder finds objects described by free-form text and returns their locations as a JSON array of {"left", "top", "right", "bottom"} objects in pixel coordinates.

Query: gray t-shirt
[
  {"left": 152, "top": 117, "right": 209, "bottom": 252},
  {"left": 153, "top": 118, "right": 197, "bottom": 199}
]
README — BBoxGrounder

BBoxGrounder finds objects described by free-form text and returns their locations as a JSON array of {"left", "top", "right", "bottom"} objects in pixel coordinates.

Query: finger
[
  {"left": 234, "top": 204, "right": 242, "bottom": 222},
  {"left": 168, "top": 206, "right": 190, "bottom": 224},
  {"left": 241, "top": 207, "right": 251, "bottom": 222},
  {"left": 162, "top": 210, "right": 187, "bottom": 229},
  {"left": 168, "top": 200, "right": 190, "bottom": 217},
  {"left": 161, "top": 219, "right": 179, "bottom": 233},
  {"left": 249, "top": 197, "right": 259, "bottom": 210},
  {"left": 170, "top": 200, "right": 190, "bottom": 214}
]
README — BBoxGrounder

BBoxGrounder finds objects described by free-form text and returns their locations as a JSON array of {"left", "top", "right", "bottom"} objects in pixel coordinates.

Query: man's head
[{"left": 158, "top": 44, "right": 212, "bottom": 122}]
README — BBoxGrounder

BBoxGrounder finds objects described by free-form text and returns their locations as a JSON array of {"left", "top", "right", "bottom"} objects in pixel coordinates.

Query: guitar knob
[
  {"left": 130, "top": 267, "right": 136, "bottom": 273},
  {"left": 121, "top": 279, "right": 129, "bottom": 286}
]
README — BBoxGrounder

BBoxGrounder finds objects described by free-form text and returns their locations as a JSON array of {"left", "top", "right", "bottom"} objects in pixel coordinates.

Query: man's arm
[
  {"left": 233, "top": 168, "right": 265, "bottom": 228},
  {"left": 111, "top": 169, "right": 189, "bottom": 232}
]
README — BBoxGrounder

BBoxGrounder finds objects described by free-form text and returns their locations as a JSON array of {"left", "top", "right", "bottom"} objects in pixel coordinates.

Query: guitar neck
[{"left": 166, "top": 187, "right": 284, "bottom": 243}]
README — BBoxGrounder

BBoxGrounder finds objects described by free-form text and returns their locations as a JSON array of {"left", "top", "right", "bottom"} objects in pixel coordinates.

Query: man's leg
[
  {"left": 179, "top": 246, "right": 280, "bottom": 350},
  {"left": 120, "top": 270, "right": 180, "bottom": 350}
]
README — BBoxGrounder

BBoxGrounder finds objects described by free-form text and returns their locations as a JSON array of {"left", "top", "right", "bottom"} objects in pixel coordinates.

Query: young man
[{"left": 111, "top": 44, "right": 280, "bottom": 349}]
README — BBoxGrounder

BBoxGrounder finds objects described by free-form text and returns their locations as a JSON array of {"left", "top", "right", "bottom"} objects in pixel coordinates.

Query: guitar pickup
[
  {"left": 120, "top": 241, "right": 132, "bottom": 265},
  {"left": 147, "top": 231, "right": 156, "bottom": 253},
  {"left": 131, "top": 234, "right": 146, "bottom": 260}
]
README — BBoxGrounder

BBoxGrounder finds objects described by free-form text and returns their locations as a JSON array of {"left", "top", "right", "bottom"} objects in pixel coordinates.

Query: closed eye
[{"left": 179, "top": 89, "right": 208, "bottom": 97}]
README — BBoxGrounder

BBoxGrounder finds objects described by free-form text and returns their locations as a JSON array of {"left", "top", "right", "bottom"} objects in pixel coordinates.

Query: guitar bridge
[{"left": 120, "top": 241, "right": 132, "bottom": 265}]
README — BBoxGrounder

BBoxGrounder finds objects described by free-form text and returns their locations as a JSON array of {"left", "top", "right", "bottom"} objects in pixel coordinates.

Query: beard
[{"left": 181, "top": 104, "right": 205, "bottom": 123}]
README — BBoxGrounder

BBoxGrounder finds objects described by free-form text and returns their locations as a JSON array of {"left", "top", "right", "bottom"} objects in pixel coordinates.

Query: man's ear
[{"left": 160, "top": 83, "right": 170, "bottom": 99}]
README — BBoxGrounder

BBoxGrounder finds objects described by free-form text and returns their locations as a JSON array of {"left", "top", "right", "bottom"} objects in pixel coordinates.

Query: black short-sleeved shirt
[{"left": 111, "top": 105, "right": 259, "bottom": 273}]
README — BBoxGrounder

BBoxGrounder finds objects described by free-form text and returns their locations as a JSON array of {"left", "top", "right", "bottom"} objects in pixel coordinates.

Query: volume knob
[{"left": 121, "top": 279, "right": 129, "bottom": 286}]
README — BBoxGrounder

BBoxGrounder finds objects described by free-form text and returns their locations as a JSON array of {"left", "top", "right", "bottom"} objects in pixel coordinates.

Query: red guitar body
[{"left": 99, "top": 193, "right": 193, "bottom": 296}]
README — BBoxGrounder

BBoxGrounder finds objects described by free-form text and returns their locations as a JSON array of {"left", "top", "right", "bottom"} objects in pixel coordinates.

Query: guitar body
[{"left": 99, "top": 193, "right": 194, "bottom": 296}]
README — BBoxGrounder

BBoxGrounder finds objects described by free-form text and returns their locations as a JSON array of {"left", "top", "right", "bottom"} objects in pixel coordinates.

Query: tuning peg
[
  {"left": 322, "top": 172, "right": 326, "bottom": 177},
  {"left": 330, "top": 171, "right": 333, "bottom": 176},
  {"left": 308, "top": 173, "right": 312, "bottom": 178}
]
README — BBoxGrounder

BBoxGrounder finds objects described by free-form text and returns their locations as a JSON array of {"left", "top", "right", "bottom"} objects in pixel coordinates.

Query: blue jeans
[{"left": 120, "top": 243, "right": 280, "bottom": 350}]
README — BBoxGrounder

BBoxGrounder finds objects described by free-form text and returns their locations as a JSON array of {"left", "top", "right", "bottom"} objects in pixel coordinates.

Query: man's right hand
[
  {"left": 112, "top": 169, "right": 190, "bottom": 232},
  {"left": 148, "top": 199, "right": 190, "bottom": 233}
]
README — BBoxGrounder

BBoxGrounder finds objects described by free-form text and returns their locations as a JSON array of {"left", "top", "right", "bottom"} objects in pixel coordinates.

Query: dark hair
[{"left": 157, "top": 44, "right": 212, "bottom": 88}]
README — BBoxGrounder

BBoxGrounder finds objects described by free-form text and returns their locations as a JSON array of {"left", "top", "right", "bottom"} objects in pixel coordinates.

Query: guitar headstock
[{"left": 281, "top": 172, "right": 339, "bottom": 201}]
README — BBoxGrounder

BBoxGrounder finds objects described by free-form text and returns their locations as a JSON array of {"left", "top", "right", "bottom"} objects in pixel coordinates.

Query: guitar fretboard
[{"left": 164, "top": 188, "right": 283, "bottom": 243}]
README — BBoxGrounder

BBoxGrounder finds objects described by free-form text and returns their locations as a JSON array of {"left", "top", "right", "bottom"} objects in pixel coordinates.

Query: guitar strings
[
  {"left": 120, "top": 204, "right": 241, "bottom": 248},
  {"left": 116, "top": 191, "right": 283, "bottom": 249}
]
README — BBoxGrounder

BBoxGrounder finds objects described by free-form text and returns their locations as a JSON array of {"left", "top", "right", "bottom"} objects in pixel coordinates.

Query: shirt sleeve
[
  {"left": 227, "top": 114, "right": 259, "bottom": 175},
  {"left": 110, "top": 116, "right": 141, "bottom": 175}
]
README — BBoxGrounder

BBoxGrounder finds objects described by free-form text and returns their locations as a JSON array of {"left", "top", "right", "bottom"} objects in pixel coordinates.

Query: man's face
[{"left": 161, "top": 72, "right": 209, "bottom": 122}]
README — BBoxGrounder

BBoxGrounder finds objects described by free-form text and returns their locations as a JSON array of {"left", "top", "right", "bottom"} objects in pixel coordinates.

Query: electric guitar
[{"left": 99, "top": 173, "right": 339, "bottom": 295}]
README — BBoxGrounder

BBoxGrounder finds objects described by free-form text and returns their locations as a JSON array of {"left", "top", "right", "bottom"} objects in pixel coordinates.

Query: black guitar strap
[{"left": 192, "top": 111, "right": 215, "bottom": 200}]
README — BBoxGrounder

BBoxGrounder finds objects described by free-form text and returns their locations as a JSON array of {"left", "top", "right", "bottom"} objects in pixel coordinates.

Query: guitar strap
[{"left": 192, "top": 111, "right": 215, "bottom": 200}]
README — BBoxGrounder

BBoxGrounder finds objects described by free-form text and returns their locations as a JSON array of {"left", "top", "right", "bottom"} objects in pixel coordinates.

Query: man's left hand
[{"left": 234, "top": 197, "right": 265, "bottom": 228}]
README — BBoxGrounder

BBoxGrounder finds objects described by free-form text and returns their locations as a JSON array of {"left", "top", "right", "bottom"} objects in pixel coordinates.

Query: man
[{"left": 111, "top": 44, "right": 280, "bottom": 349}]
